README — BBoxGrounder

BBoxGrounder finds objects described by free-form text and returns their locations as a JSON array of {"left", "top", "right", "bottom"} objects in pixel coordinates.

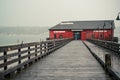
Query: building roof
[{"left": 49, "top": 20, "right": 115, "bottom": 30}]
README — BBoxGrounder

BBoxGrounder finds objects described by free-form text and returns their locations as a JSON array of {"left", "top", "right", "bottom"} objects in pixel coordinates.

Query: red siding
[
  {"left": 49, "top": 30, "right": 73, "bottom": 39},
  {"left": 49, "top": 29, "right": 113, "bottom": 40},
  {"left": 81, "top": 31, "right": 86, "bottom": 40}
]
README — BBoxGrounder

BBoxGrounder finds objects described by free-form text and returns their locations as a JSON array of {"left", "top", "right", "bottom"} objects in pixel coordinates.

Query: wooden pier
[
  {"left": 0, "top": 38, "right": 120, "bottom": 80},
  {"left": 0, "top": 38, "right": 72, "bottom": 79}
]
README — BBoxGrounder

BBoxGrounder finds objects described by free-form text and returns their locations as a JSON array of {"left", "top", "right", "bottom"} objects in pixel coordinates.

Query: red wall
[
  {"left": 81, "top": 31, "right": 86, "bottom": 40},
  {"left": 85, "top": 29, "right": 113, "bottom": 40},
  {"left": 49, "top": 30, "right": 73, "bottom": 39},
  {"left": 49, "top": 29, "right": 113, "bottom": 40}
]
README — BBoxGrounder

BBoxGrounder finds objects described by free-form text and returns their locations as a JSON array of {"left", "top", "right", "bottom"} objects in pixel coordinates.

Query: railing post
[
  {"left": 119, "top": 45, "right": 120, "bottom": 54},
  {"left": 17, "top": 48, "right": 22, "bottom": 72},
  {"left": 34, "top": 45, "right": 38, "bottom": 62},
  {"left": 117, "top": 44, "right": 119, "bottom": 53},
  {"left": 53, "top": 40, "right": 56, "bottom": 48},
  {"left": 28, "top": 46, "right": 30, "bottom": 60},
  {"left": 18, "top": 48, "right": 21, "bottom": 64},
  {"left": 40, "top": 42, "right": 43, "bottom": 55},
  {"left": 46, "top": 43, "right": 48, "bottom": 53},
  {"left": 44, "top": 43, "right": 46, "bottom": 53},
  {"left": 47, "top": 42, "right": 50, "bottom": 51},
  {"left": 4, "top": 51, "right": 7, "bottom": 70},
  {"left": 35, "top": 45, "right": 37, "bottom": 57}
]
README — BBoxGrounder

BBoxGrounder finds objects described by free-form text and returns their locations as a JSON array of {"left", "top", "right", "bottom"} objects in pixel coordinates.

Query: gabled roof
[{"left": 49, "top": 20, "right": 115, "bottom": 30}]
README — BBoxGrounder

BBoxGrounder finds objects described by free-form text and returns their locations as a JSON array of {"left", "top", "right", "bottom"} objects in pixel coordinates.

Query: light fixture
[{"left": 116, "top": 12, "right": 120, "bottom": 20}]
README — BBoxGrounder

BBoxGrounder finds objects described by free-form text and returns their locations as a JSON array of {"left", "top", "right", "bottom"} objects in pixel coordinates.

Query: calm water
[
  {"left": 0, "top": 27, "right": 50, "bottom": 46},
  {"left": 0, "top": 26, "right": 120, "bottom": 46}
]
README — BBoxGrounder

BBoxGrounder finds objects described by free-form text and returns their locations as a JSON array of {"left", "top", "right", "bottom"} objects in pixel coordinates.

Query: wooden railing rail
[
  {"left": 0, "top": 38, "right": 73, "bottom": 79},
  {"left": 87, "top": 39, "right": 120, "bottom": 54}
]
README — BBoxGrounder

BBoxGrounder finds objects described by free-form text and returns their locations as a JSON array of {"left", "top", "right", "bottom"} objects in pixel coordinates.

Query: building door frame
[{"left": 73, "top": 31, "right": 81, "bottom": 40}]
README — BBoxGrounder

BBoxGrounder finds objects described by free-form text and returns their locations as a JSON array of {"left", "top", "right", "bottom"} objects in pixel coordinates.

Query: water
[
  {"left": 0, "top": 26, "right": 120, "bottom": 46},
  {"left": 0, "top": 27, "right": 50, "bottom": 46}
]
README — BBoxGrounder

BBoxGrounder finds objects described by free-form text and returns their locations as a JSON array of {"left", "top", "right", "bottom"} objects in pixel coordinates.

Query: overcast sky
[{"left": 0, "top": 0, "right": 120, "bottom": 27}]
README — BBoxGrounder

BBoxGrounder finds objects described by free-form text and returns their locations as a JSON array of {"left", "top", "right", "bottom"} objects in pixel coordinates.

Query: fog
[{"left": 0, "top": 0, "right": 120, "bottom": 27}]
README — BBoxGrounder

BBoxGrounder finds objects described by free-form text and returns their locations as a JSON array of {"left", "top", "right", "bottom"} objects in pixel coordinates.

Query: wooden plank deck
[{"left": 12, "top": 41, "right": 112, "bottom": 80}]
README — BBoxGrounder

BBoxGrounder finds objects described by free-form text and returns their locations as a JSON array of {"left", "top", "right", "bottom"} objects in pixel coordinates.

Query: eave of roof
[{"left": 49, "top": 20, "right": 115, "bottom": 30}]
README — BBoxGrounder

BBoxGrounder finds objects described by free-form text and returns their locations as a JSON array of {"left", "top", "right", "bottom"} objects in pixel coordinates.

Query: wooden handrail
[{"left": 87, "top": 39, "right": 120, "bottom": 54}]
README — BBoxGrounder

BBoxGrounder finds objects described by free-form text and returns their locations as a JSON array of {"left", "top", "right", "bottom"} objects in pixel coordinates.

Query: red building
[{"left": 49, "top": 20, "right": 115, "bottom": 40}]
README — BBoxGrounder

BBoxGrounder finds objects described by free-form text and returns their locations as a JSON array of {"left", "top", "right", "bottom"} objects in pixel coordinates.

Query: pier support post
[{"left": 105, "top": 54, "right": 111, "bottom": 70}]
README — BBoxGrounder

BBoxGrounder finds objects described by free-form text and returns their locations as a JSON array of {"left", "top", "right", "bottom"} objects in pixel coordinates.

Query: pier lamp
[{"left": 116, "top": 12, "right": 120, "bottom": 20}]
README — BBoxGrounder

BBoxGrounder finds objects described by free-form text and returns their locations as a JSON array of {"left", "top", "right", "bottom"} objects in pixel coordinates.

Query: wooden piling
[{"left": 105, "top": 54, "right": 111, "bottom": 68}]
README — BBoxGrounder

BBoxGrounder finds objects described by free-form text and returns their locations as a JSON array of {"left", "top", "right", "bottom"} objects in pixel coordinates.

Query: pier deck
[{"left": 12, "top": 41, "right": 111, "bottom": 80}]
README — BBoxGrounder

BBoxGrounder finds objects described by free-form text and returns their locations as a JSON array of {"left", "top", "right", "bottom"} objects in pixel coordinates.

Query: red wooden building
[{"left": 49, "top": 20, "right": 115, "bottom": 40}]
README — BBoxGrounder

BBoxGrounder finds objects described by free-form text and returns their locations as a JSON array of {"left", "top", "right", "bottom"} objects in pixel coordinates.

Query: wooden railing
[
  {"left": 0, "top": 38, "right": 73, "bottom": 79},
  {"left": 83, "top": 41, "right": 120, "bottom": 80},
  {"left": 87, "top": 39, "right": 120, "bottom": 54}
]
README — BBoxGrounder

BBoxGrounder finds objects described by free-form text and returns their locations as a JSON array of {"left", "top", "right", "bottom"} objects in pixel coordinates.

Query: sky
[{"left": 0, "top": 0, "right": 120, "bottom": 27}]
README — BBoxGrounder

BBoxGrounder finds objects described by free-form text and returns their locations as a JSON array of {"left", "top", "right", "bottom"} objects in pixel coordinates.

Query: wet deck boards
[{"left": 13, "top": 41, "right": 111, "bottom": 80}]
